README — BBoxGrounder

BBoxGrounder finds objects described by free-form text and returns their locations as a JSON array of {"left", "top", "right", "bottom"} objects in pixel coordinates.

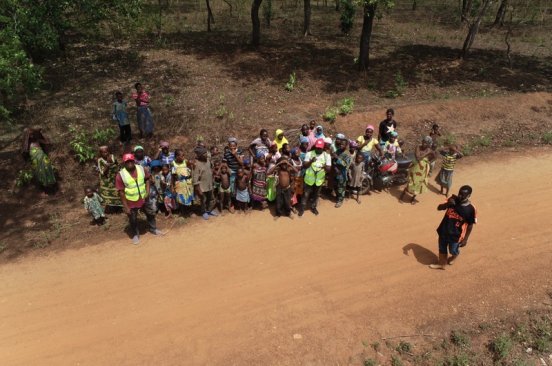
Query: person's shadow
[{"left": 402, "top": 243, "right": 437, "bottom": 265}]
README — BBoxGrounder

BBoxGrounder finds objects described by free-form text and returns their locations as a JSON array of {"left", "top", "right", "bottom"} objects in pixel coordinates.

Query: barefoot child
[
  {"left": 437, "top": 144, "right": 463, "bottom": 197},
  {"left": 112, "top": 91, "right": 131, "bottom": 144},
  {"left": 215, "top": 163, "right": 233, "bottom": 213},
  {"left": 348, "top": 152, "right": 365, "bottom": 204},
  {"left": 160, "top": 163, "right": 175, "bottom": 217},
  {"left": 268, "top": 158, "right": 298, "bottom": 217},
  {"left": 234, "top": 167, "right": 251, "bottom": 213},
  {"left": 83, "top": 187, "right": 106, "bottom": 225}
]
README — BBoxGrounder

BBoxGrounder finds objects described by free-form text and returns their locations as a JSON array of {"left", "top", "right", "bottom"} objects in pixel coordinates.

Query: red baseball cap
[
  {"left": 122, "top": 153, "right": 135, "bottom": 162},
  {"left": 314, "top": 139, "right": 325, "bottom": 149}
]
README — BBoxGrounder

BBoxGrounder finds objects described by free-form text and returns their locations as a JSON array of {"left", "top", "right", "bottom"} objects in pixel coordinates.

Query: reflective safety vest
[
  {"left": 120, "top": 165, "right": 146, "bottom": 201},
  {"left": 304, "top": 151, "right": 328, "bottom": 187}
]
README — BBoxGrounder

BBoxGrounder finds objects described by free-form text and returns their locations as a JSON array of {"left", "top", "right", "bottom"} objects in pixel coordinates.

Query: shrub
[
  {"left": 323, "top": 107, "right": 338, "bottom": 123},
  {"left": 285, "top": 72, "right": 296, "bottom": 92},
  {"left": 386, "top": 71, "right": 407, "bottom": 98},
  {"left": 15, "top": 169, "right": 34, "bottom": 187},
  {"left": 363, "top": 359, "right": 376, "bottom": 366},
  {"left": 339, "top": 0, "right": 356, "bottom": 34},
  {"left": 338, "top": 97, "right": 354, "bottom": 115},
  {"left": 490, "top": 333, "right": 512, "bottom": 360},
  {"left": 69, "top": 126, "right": 97, "bottom": 163},
  {"left": 542, "top": 131, "right": 552, "bottom": 145},
  {"left": 391, "top": 355, "right": 403, "bottom": 366},
  {"left": 450, "top": 330, "right": 470, "bottom": 348},
  {"left": 396, "top": 341, "right": 412, "bottom": 354},
  {"left": 91, "top": 127, "right": 116, "bottom": 145}
]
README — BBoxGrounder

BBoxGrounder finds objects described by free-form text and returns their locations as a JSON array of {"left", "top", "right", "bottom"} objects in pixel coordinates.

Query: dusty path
[{"left": 1, "top": 150, "right": 551, "bottom": 365}]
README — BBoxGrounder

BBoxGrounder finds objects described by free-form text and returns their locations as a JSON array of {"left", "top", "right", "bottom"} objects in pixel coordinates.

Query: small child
[
  {"left": 348, "top": 153, "right": 365, "bottom": 204},
  {"left": 83, "top": 187, "right": 106, "bottom": 225},
  {"left": 268, "top": 158, "right": 298, "bottom": 217},
  {"left": 437, "top": 144, "right": 463, "bottom": 197},
  {"left": 429, "top": 123, "right": 442, "bottom": 149},
  {"left": 383, "top": 131, "right": 402, "bottom": 160},
  {"left": 234, "top": 167, "right": 251, "bottom": 213},
  {"left": 215, "top": 163, "right": 233, "bottom": 214},
  {"left": 112, "top": 91, "right": 131, "bottom": 144},
  {"left": 160, "top": 163, "right": 175, "bottom": 218}
]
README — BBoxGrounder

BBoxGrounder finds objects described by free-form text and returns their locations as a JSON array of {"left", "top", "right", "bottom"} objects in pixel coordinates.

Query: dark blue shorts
[{"left": 438, "top": 236, "right": 460, "bottom": 256}]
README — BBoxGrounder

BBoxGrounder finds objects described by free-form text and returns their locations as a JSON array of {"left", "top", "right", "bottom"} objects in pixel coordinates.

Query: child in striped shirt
[{"left": 437, "top": 145, "right": 463, "bottom": 197}]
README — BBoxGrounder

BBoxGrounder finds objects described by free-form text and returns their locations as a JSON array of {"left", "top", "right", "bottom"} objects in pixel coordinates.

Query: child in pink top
[{"left": 131, "top": 82, "right": 154, "bottom": 138}]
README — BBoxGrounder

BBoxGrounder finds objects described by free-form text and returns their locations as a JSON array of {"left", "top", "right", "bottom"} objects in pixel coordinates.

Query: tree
[
  {"left": 357, "top": 0, "right": 395, "bottom": 71},
  {"left": 460, "top": 0, "right": 493, "bottom": 58},
  {"left": 0, "top": 0, "right": 143, "bottom": 120},
  {"left": 206, "top": 0, "right": 215, "bottom": 32},
  {"left": 251, "top": 0, "right": 263, "bottom": 47},
  {"left": 340, "top": 0, "right": 356, "bottom": 34},
  {"left": 492, "top": 0, "right": 508, "bottom": 27},
  {"left": 304, "top": 0, "right": 312, "bottom": 36}
]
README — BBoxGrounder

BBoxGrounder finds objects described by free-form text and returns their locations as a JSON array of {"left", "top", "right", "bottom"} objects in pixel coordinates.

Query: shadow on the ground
[
  {"left": 150, "top": 31, "right": 552, "bottom": 94},
  {"left": 402, "top": 242, "right": 437, "bottom": 265}
]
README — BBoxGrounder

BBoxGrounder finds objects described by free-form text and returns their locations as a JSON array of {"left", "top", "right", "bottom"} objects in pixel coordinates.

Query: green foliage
[
  {"left": 390, "top": 355, "right": 403, "bottom": 366},
  {"left": 450, "top": 330, "right": 470, "bottom": 348},
  {"left": 0, "top": 0, "right": 143, "bottom": 119},
  {"left": 542, "top": 131, "right": 552, "bottom": 144},
  {"left": 371, "top": 341, "right": 381, "bottom": 352},
  {"left": 340, "top": 0, "right": 356, "bottom": 34},
  {"left": 338, "top": 97, "right": 354, "bottom": 115},
  {"left": 323, "top": 107, "right": 338, "bottom": 123},
  {"left": 363, "top": 358, "right": 377, "bottom": 366},
  {"left": 69, "top": 126, "right": 115, "bottom": 163},
  {"left": 385, "top": 71, "right": 407, "bottom": 98},
  {"left": 92, "top": 127, "right": 116, "bottom": 145},
  {"left": 15, "top": 169, "right": 34, "bottom": 187},
  {"left": 285, "top": 72, "right": 296, "bottom": 92},
  {"left": 396, "top": 341, "right": 412, "bottom": 354},
  {"left": 440, "top": 352, "right": 470, "bottom": 366},
  {"left": 0, "top": 26, "right": 42, "bottom": 121},
  {"left": 69, "top": 126, "right": 96, "bottom": 163},
  {"left": 490, "top": 333, "right": 512, "bottom": 360}
]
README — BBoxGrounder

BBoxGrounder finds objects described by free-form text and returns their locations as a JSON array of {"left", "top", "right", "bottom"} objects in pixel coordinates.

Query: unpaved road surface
[{"left": 1, "top": 151, "right": 551, "bottom": 365}]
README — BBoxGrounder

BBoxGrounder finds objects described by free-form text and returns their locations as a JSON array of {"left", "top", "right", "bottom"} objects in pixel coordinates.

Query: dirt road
[{"left": 1, "top": 150, "right": 551, "bottom": 365}]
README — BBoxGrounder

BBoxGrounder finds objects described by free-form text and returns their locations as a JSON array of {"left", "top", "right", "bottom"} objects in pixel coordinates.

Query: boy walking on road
[{"left": 430, "top": 185, "right": 477, "bottom": 270}]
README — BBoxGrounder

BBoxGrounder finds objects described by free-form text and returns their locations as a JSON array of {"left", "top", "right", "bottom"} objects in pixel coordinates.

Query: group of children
[{"left": 83, "top": 112, "right": 464, "bottom": 225}]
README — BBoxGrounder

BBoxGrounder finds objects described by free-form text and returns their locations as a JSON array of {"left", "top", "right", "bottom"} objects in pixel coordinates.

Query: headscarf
[
  {"left": 228, "top": 137, "right": 237, "bottom": 144},
  {"left": 133, "top": 145, "right": 144, "bottom": 152},
  {"left": 160, "top": 141, "right": 170, "bottom": 148},
  {"left": 366, "top": 125, "right": 375, "bottom": 131},
  {"left": 99, "top": 145, "right": 109, "bottom": 152},
  {"left": 299, "top": 136, "right": 309, "bottom": 144},
  {"left": 323, "top": 137, "right": 332, "bottom": 145},
  {"left": 274, "top": 129, "right": 288, "bottom": 150},
  {"left": 422, "top": 136, "right": 433, "bottom": 145},
  {"left": 390, "top": 131, "right": 398, "bottom": 138},
  {"left": 315, "top": 125, "right": 325, "bottom": 139},
  {"left": 336, "top": 133, "right": 346, "bottom": 140}
]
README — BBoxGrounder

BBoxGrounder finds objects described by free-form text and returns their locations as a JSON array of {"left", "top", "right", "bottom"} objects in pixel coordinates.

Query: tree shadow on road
[{"left": 402, "top": 243, "right": 437, "bottom": 265}]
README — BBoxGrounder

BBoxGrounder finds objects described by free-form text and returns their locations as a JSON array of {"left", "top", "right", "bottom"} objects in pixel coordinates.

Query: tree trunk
[
  {"left": 460, "top": 0, "right": 492, "bottom": 58},
  {"left": 303, "top": 0, "right": 312, "bottom": 36},
  {"left": 335, "top": 0, "right": 339, "bottom": 11},
  {"left": 251, "top": 0, "right": 263, "bottom": 47},
  {"left": 358, "top": 3, "right": 377, "bottom": 71},
  {"left": 222, "top": 0, "right": 233, "bottom": 16},
  {"left": 492, "top": 0, "right": 508, "bottom": 27},
  {"left": 206, "top": 0, "right": 215, "bottom": 32},
  {"left": 412, "top": 0, "right": 417, "bottom": 11},
  {"left": 461, "top": 0, "right": 471, "bottom": 22}
]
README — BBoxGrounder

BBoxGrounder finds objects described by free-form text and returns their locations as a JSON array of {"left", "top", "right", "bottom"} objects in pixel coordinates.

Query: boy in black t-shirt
[{"left": 430, "top": 185, "right": 477, "bottom": 270}]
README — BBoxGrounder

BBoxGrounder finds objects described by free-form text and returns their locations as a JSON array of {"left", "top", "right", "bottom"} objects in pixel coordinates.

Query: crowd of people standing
[{"left": 20, "top": 89, "right": 476, "bottom": 268}]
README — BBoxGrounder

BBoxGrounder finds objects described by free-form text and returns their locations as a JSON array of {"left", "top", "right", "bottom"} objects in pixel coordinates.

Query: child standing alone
[
  {"left": 112, "top": 91, "right": 131, "bottom": 144},
  {"left": 84, "top": 187, "right": 106, "bottom": 225},
  {"left": 437, "top": 144, "right": 463, "bottom": 197}
]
